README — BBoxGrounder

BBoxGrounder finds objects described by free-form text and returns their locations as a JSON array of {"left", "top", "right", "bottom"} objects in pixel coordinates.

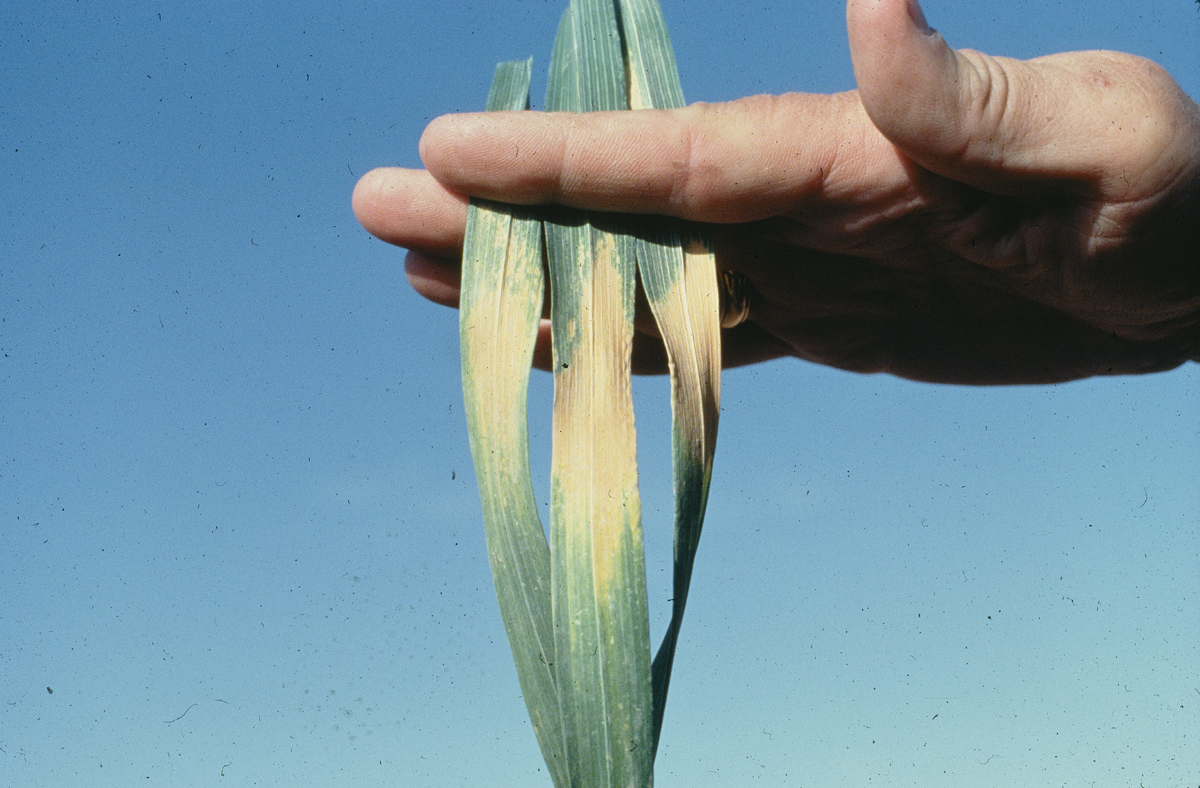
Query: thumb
[{"left": 845, "top": 0, "right": 1166, "bottom": 195}]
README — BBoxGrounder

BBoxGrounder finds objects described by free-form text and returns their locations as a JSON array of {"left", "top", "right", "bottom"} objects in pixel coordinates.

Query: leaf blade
[
  {"left": 617, "top": 0, "right": 723, "bottom": 756},
  {"left": 460, "top": 59, "right": 570, "bottom": 788},
  {"left": 545, "top": 3, "right": 654, "bottom": 786}
]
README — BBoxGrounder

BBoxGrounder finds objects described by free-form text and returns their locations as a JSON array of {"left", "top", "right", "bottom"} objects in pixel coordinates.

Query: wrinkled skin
[{"left": 353, "top": 0, "right": 1200, "bottom": 384}]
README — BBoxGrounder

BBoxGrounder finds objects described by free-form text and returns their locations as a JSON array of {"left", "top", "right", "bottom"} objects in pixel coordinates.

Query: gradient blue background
[{"left": 2, "top": 1, "right": 1197, "bottom": 786}]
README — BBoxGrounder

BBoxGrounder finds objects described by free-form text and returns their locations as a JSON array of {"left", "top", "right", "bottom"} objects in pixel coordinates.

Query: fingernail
[{"left": 907, "top": 0, "right": 934, "bottom": 35}]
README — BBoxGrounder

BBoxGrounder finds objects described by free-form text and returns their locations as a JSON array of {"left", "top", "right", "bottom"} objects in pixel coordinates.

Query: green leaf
[
  {"left": 545, "top": 3, "right": 653, "bottom": 787},
  {"left": 618, "top": 0, "right": 723, "bottom": 756},
  {"left": 459, "top": 59, "right": 570, "bottom": 788}
]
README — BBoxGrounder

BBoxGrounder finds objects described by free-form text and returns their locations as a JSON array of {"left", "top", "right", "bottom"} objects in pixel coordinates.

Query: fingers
[
  {"left": 847, "top": 0, "right": 1200, "bottom": 197},
  {"left": 352, "top": 166, "right": 468, "bottom": 255},
  {"left": 404, "top": 250, "right": 461, "bottom": 308},
  {"left": 847, "top": 0, "right": 1056, "bottom": 191},
  {"left": 419, "top": 93, "right": 902, "bottom": 223}
]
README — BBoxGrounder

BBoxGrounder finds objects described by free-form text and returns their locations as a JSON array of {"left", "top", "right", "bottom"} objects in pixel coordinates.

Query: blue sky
[{"left": 2, "top": 1, "right": 1197, "bottom": 786}]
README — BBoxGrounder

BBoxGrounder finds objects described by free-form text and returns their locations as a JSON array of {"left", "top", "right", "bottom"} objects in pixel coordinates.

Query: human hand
[{"left": 353, "top": 0, "right": 1200, "bottom": 384}]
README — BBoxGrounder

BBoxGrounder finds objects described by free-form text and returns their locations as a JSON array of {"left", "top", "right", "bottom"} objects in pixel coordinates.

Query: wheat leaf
[
  {"left": 459, "top": 59, "right": 570, "bottom": 788},
  {"left": 545, "top": 3, "right": 654, "bottom": 786},
  {"left": 619, "top": 0, "right": 723, "bottom": 756}
]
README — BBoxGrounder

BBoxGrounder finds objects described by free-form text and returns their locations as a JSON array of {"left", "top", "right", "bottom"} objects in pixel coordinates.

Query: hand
[{"left": 353, "top": 0, "right": 1200, "bottom": 384}]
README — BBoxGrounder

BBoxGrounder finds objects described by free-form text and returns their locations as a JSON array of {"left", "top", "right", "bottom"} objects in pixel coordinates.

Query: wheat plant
[{"left": 459, "top": 2, "right": 721, "bottom": 785}]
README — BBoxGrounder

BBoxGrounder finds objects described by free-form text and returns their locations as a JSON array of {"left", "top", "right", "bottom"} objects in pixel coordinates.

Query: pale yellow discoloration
[
  {"left": 463, "top": 212, "right": 544, "bottom": 462},
  {"left": 640, "top": 232, "right": 721, "bottom": 469},
  {"left": 551, "top": 232, "right": 641, "bottom": 592},
  {"left": 626, "top": 50, "right": 648, "bottom": 111},
  {"left": 679, "top": 236, "right": 722, "bottom": 458}
]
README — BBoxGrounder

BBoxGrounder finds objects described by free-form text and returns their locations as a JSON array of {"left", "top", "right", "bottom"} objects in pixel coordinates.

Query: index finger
[{"left": 418, "top": 92, "right": 907, "bottom": 223}]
